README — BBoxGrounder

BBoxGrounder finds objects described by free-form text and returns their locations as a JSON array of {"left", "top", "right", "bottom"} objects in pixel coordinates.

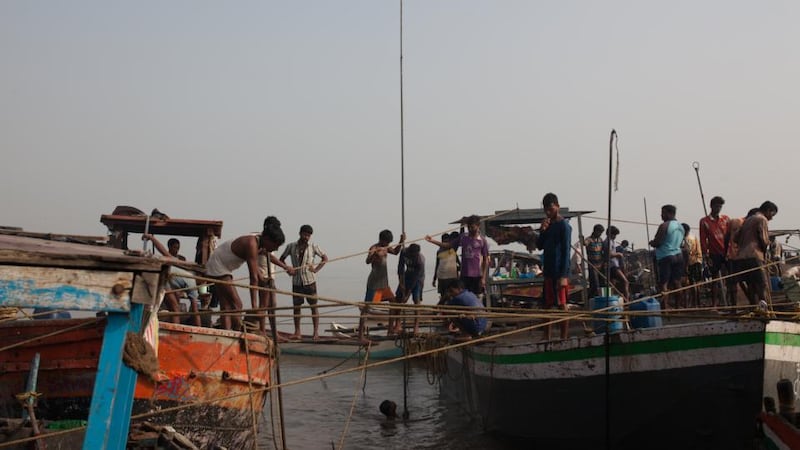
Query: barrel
[
  {"left": 628, "top": 297, "right": 663, "bottom": 329},
  {"left": 590, "top": 296, "right": 623, "bottom": 334}
]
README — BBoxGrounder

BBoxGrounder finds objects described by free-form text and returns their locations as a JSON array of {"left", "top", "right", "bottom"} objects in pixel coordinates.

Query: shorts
[
  {"left": 727, "top": 259, "right": 743, "bottom": 285},
  {"left": 738, "top": 258, "right": 767, "bottom": 293},
  {"left": 707, "top": 253, "right": 726, "bottom": 277},
  {"left": 657, "top": 254, "right": 684, "bottom": 285},
  {"left": 543, "top": 277, "right": 568, "bottom": 307},
  {"left": 462, "top": 276, "right": 483, "bottom": 295},
  {"left": 398, "top": 279, "right": 423, "bottom": 304},
  {"left": 437, "top": 278, "right": 458, "bottom": 296},
  {"left": 687, "top": 263, "right": 703, "bottom": 283},
  {"left": 365, "top": 287, "right": 394, "bottom": 303},
  {"left": 292, "top": 283, "right": 318, "bottom": 306},
  {"left": 609, "top": 266, "right": 626, "bottom": 282}
]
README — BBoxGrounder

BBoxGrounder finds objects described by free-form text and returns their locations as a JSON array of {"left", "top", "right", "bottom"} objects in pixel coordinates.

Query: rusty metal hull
[{"left": 0, "top": 319, "right": 273, "bottom": 448}]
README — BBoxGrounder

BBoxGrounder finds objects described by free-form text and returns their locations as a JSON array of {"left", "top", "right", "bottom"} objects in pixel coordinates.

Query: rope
[
  {"left": 122, "top": 332, "right": 158, "bottom": 382},
  {"left": 336, "top": 342, "right": 371, "bottom": 450}
]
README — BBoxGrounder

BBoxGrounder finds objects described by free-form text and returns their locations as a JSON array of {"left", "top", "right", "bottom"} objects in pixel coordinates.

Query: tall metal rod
[
  {"left": 643, "top": 197, "right": 651, "bottom": 245},
  {"left": 399, "top": 0, "right": 406, "bottom": 235},
  {"left": 692, "top": 161, "right": 708, "bottom": 217},
  {"left": 605, "top": 129, "right": 617, "bottom": 450},
  {"left": 399, "top": 0, "right": 410, "bottom": 422}
]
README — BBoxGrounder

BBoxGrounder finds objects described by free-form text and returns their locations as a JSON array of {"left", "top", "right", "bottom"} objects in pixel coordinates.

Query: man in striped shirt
[{"left": 280, "top": 225, "right": 328, "bottom": 340}]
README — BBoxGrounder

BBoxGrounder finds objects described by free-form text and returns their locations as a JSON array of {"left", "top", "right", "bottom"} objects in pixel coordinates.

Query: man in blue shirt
[
  {"left": 445, "top": 280, "right": 487, "bottom": 337},
  {"left": 649, "top": 204, "right": 685, "bottom": 309},
  {"left": 536, "top": 192, "right": 572, "bottom": 340}
]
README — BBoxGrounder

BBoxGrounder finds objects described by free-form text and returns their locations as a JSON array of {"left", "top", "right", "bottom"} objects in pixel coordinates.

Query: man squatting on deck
[
  {"left": 444, "top": 279, "right": 487, "bottom": 337},
  {"left": 537, "top": 193, "right": 572, "bottom": 341},
  {"left": 204, "top": 217, "right": 294, "bottom": 331}
]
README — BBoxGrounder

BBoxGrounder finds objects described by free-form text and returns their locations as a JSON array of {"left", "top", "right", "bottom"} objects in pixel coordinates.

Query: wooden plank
[
  {"left": 83, "top": 306, "right": 143, "bottom": 450},
  {"left": 0, "top": 265, "right": 134, "bottom": 312},
  {"left": 0, "top": 235, "right": 166, "bottom": 271}
]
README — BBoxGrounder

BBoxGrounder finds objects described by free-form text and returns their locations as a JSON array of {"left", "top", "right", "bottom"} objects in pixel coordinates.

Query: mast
[
  {"left": 399, "top": 0, "right": 411, "bottom": 422},
  {"left": 399, "top": 0, "right": 406, "bottom": 234}
]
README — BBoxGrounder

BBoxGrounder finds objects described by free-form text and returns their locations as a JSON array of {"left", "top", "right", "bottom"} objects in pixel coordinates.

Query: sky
[{"left": 2, "top": 1, "right": 799, "bottom": 308}]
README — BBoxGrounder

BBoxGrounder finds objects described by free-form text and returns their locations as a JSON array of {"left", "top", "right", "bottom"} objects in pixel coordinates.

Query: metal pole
[
  {"left": 605, "top": 129, "right": 616, "bottom": 450},
  {"left": 399, "top": 0, "right": 410, "bottom": 422},
  {"left": 142, "top": 214, "right": 151, "bottom": 252},
  {"left": 692, "top": 161, "right": 709, "bottom": 217}
]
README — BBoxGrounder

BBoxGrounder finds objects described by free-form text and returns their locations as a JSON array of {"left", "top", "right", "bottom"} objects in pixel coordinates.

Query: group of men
[
  {"left": 697, "top": 196, "right": 780, "bottom": 308},
  {"left": 359, "top": 215, "right": 491, "bottom": 339},
  {"left": 149, "top": 217, "right": 329, "bottom": 339},
  {"left": 581, "top": 196, "right": 780, "bottom": 310},
  {"left": 152, "top": 192, "right": 780, "bottom": 342}
]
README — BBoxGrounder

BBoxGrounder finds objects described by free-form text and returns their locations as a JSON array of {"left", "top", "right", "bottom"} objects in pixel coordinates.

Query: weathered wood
[
  {"left": 0, "top": 265, "right": 134, "bottom": 312},
  {"left": 84, "top": 306, "right": 144, "bottom": 450},
  {"left": 131, "top": 272, "right": 163, "bottom": 306},
  {"left": 0, "top": 235, "right": 166, "bottom": 272}
]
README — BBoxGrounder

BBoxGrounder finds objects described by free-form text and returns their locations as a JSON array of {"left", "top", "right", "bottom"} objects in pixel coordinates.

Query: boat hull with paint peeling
[
  {"left": 441, "top": 319, "right": 800, "bottom": 450},
  {"left": 0, "top": 318, "right": 273, "bottom": 449}
]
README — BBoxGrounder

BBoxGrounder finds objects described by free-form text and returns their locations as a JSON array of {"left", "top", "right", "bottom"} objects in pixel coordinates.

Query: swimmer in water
[{"left": 380, "top": 400, "right": 398, "bottom": 420}]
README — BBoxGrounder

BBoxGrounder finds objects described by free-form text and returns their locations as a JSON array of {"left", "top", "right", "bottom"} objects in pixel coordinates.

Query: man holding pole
[{"left": 699, "top": 196, "right": 730, "bottom": 308}]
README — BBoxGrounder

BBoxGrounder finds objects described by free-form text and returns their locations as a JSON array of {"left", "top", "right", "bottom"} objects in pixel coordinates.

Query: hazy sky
[{"left": 2, "top": 1, "right": 799, "bottom": 304}]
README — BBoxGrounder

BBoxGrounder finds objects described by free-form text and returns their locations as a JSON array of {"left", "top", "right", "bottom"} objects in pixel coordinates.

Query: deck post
[{"left": 83, "top": 304, "right": 144, "bottom": 450}]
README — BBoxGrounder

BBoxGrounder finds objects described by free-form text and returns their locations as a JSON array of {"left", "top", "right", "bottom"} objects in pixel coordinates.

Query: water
[{"left": 257, "top": 355, "right": 516, "bottom": 450}]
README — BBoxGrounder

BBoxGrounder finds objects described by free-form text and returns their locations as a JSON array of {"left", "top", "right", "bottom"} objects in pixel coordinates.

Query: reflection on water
[{"left": 257, "top": 355, "right": 519, "bottom": 449}]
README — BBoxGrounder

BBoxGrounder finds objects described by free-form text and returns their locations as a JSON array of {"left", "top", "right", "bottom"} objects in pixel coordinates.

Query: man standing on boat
[
  {"left": 603, "top": 225, "right": 630, "bottom": 302},
  {"left": 205, "top": 217, "right": 289, "bottom": 331},
  {"left": 699, "top": 196, "right": 730, "bottom": 308},
  {"left": 682, "top": 223, "right": 703, "bottom": 308},
  {"left": 650, "top": 205, "right": 685, "bottom": 310},
  {"left": 280, "top": 224, "right": 328, "bottom": 340},
  {"left": 735, "top": 201, "right": 779, "bottom": 306},
  {"left": 536, "top": 193, "right": 572, "bottom": 341},
  {"left": 358, "top": 229, "right": 405, "bottom": 341},
  {"left": 425, "top": 215, "right": 489, "bottom": 297},
  {"left": 725, "top": 208, "right": 758, "bottom": 308},
  {"left": 396, "top": 243, "right": 425, "bottom": 334},
  {"left": 433, "top": 232, "right": 460, "bottom": 304},
  {"left": 583, "top": 224, "right": 605, "bottom": 298}
]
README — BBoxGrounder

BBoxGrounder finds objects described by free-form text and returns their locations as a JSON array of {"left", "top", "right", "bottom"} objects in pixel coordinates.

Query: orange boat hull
[{"left": 0, "top": 318, "right": 273, "bottom": 448}]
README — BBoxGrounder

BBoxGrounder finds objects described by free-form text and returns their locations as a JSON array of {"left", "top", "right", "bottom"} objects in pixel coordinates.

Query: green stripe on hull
[
  {"left": 765, "top": 331, "right": 800, "bottom": 347},
  {"left": 469, "top": 332, "right": 764, "bottom": 365}
]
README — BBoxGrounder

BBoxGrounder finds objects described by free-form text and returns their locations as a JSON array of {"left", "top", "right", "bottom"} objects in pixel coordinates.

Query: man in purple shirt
[{"left": 426, "top": 215, "right": 489, "bottom": 296}]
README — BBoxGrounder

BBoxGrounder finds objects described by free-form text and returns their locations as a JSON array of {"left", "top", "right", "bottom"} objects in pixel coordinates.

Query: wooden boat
[
  {"left": 759, "top": 375, "right": 800, "bottom": 450},
  {"left": 0, "top": 319, "right": 272, "bottom": 449},
  {"left": 0, "top": 213, "right": 273, "bottom": 449},
  {"left": 441, "top": 316, "right": 800, "bottom": 449},
  {"left": 278, "top": 334, "right": 403, "bottom": 360},
  {"left": 437, "top": 207, "right": 800, "bottom": 449}
]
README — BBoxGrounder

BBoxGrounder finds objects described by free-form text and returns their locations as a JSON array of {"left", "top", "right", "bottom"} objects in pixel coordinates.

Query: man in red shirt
[{"left": 699, "top": 196, "right": 730, "bottom": 308}]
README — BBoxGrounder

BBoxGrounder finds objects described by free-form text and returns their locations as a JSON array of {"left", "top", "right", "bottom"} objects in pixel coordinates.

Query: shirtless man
[
  {"left": 359, "top": 229, "right": 405, "bottom": 341},
  {"left": 205, "top": 217, "right": 289, "bottom": 331}
]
